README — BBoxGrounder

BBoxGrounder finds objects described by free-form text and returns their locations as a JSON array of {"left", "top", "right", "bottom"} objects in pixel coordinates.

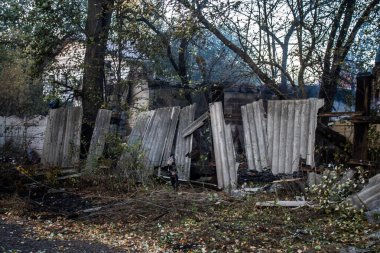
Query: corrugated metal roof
[
  {"left": 210, "top": 102, "right": 238, "bottom": 191},
  {"left": 174, "top": 104, "right": 196, "bottom": 180},
  {"left": 242, "top": 99, "right": 324, "bottom": 174}
]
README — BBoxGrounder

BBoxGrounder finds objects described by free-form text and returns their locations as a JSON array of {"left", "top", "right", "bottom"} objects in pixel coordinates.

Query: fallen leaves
[{"left": 1, "top": 186, "right": 380, "bottom": 252}]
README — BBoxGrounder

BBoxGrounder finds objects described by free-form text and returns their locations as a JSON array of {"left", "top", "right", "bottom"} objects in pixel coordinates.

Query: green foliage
[
  {"left": 368, "top": 125, "right": 380, "bottom": 162},
  {"left": 307, "top": 166, "right": 367, "bottom": 215},
  {"left": 82, "top": 136, "right": 154, "bottom": 193},
  {"left": 0, "top": 46, "right": 46, "bottom": 116},
  {"left": 117, "top": 140, "right": 151, "bottom": 186},
  {"left": 103, "top": 133, "right": 125, "bottom": 160}
]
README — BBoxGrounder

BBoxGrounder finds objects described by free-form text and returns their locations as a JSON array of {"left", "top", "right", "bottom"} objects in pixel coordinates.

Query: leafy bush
[
  {"left": 307, "top": 166, "right": 367, "bottom": 215},
  {"left": 82, "top": 136, "right": 153, "bottom": 193}
]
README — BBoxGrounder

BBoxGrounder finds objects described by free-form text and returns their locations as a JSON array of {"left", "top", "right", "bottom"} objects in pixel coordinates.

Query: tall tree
[
  {"left": 82, "top": 0, "right": 115, "bottom": 148},
  {"left": 319, "top": 0, "right": 380, "bottom": 112},
  {"left": 177, "top": 0, "right": 380, "bottom": 108}
]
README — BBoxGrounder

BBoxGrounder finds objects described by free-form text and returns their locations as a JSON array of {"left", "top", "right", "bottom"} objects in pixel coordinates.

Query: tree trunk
[
  {"left": 82, "top": 0, "right": 114, "bottom": 153},
  {"left": 319, "top": 69, "right": 340, "bottom": 114}
]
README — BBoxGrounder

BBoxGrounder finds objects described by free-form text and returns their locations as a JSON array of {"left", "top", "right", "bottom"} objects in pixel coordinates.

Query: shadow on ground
[{"left": 0, "top": 221, "right": 126, "bottom": 253}]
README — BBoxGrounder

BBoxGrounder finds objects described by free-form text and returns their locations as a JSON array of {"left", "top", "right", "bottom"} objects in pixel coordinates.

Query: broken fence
[
  {"left": 118, "top": 106, "right": 195, "bottom": 181},
  {"left": 241, "top": 99, "right": 324, "bottom": 174},
  {"left": 42, "top": 107, "right": 82, "bottom": 167}
]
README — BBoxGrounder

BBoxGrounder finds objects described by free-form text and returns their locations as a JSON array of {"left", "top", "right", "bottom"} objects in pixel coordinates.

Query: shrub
[{"left": 307, "top": 166, "right": 367, "bottom": 215}]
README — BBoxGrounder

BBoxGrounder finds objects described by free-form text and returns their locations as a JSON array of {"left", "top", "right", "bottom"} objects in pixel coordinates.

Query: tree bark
[{"left": 82, "top": 0, "right": 114, "bottom": 152}]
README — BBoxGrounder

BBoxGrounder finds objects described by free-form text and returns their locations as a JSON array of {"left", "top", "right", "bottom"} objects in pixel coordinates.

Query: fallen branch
[{"left": 256, "top": 200, "right": 311, "bottom": 207}]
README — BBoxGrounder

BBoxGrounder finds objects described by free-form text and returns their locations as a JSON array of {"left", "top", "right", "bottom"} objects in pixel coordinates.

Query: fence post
[{"left": 352, "top": 73, "right": 373, "bottom": 161}]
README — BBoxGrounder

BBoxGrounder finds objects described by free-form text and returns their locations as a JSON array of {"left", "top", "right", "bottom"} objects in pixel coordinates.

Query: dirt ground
[
  {"left": 1, "top": 181, "right": 380, "bottom": 252},
  {"left": 1, "top": 144, "right": 379, "bottom": 252}
]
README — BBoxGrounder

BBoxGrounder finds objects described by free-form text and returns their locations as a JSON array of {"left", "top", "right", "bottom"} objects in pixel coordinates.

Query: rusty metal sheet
[
  {"left": 85, "top": 109, "right": 112, "bottom": 171},
  {"left": 210, "top": 102, "right": 237, "bottom": 191}
]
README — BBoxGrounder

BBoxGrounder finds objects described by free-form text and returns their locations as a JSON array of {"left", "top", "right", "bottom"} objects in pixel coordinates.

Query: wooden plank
[
  {"left": 42, "top": 108, "right": 67, "bottom": 167},
  {"left": 55, "top": 108, "right": 67, "bottom": 166},
  {"left": 216, "top": 102, "right": 231, "bottom": 190},
  {"left": 318, "top": 111, "right": 362, "bottom": 117},
  {"left": 41, "top": 110, "right": 54, "bottom": 165},
  {"left": 139, "top": 107, "right": 180, "bottom": 169},
  {"left": 246, "top": 103, "right": 261, "bottom": 171},
  {"left": 270, "top": 101, "right": 281, "bottom": 174},
  {"left": 161, "top": 107, "right": 181, "bottom": 167},
  {"left": 85, "top": 109, "right": 112, "bottom": 171},
  {"left": 277, "top": 101, "right": 288, "bottom": 174},
  {"left": 127, "top": 110, "right": 155, "bottom": 145},
  {"left": 151, "top": 107, "right": 179, "bottom": 168},
  {"left": 210, "top": 103, "right": 224, "bottom": 188},
  {"left": 299, "top": 101, "right": 310, "bottom": 160},
  {"left": 225, "top": 123, "right": 237, "bottom": 189},
  {"left": 306, "top": 99, "right": 324, "bottom": 166},
  {"left": 182, "top": 112, "right": 209, "bottom": 137},
  {"left": 256, "top": 200, "right": 309, "bottom": 207},
  {"left": 61, "top": 107, "right": 82, "bottom": 167},
  {"left": 174, "top": 104, "right": 195, "bottom": 180}
]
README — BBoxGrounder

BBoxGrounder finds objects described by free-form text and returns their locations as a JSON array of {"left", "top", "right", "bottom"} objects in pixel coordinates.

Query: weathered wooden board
[
  {"left": 174, "top": 104, "right": 196, "bottom": 180},
  {"left": 127, "top": 110, "right": 155, "bottom": 146},
  {"left": 161, "top": 107, "right": 181, "bottom": 167},
  {"left": 141, "top": 107, "right": 180, "bottom": 168},
  {"left": 61, "top": 107, "right": 82, "bottom": 167},
  {"left": 119, "top": 107, "right": 180, "bottom": 178},
  {"left": 85, "top": 109, "right": 112, "bottom": 171},
  {"left": 42, "top": 107, "right": 82, "bottom": 167},
  {"left": 182, "top": 111, "right": 209, "bottom": 137},
  {"left": 118, "top": 110, "right": 155, "bottom": 174}
]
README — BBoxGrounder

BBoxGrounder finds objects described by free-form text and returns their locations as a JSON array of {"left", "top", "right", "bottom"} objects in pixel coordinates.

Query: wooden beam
[
  {"left": 318, "top": 112, "right": 363, "bottom": 117},
  {"left": 182, "top": 112, "right": 209, "bottom": 137},
  {"left": 353, "top": 73, "right": 373, "bottom": 161}
]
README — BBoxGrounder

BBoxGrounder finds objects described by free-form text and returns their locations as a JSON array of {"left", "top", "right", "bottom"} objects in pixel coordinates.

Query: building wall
[{"left": 0, "top": 115, "right": 47, "bottom": 155}]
